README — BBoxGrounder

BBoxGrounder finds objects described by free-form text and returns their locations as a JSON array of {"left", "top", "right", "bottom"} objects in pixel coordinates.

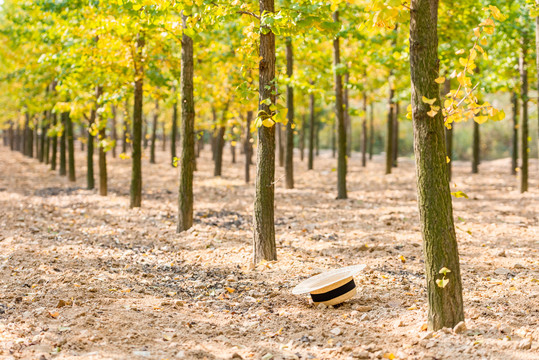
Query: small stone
[
  {"left": 421, "top": 331, "right": 434, "bottom": 340},
  {"left": 350, "top": 310, "right": 359, "bottom": 317},
  {"left": 230, "top": 353, "right": 243, "bottom": 359},
  {"left": 317, "top": 303, "right": 327, "bottom": 309},
  {"left": 261, "top": 353, "right": 273, "bottom": 360},
  {"left": 494, "top": 268, "right": 510, "bottom": 276},
  {"left": 517, "top": 338, "right": 532, "bottom": 350},
  {"left": 175, "top": 300, "right": 185, "bottom": 307},
  {"left": 496, "top": 250, "right": 506, "bottom": 257},
  {"left": 133, "top": 351, "right": 151, "bottom": 357},
  {"left": 352, "top": 304, "right": 372, "bottom": 312},
  {"left": 453, "top": 321, "right": 467, "bottom": 334},
  {"left": 330, "top": 327, "right": 342, "bottom": 336},
  {"left": 175, "top": 351, "right": 185, "bottom": 359},
  {"left": 513, "top": 263, "right": 525, "bottom": 269},
  {"left": 393, "top": 320, "right": 405, "bottom": 328},
  {"left": 351, "top": 350, "right": 370, "bottom": 359},
  {"left": 56, "top": 300, "right": 67, "bottom": 308}
]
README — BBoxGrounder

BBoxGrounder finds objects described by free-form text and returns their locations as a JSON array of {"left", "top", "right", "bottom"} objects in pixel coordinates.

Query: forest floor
[{"left": 0, "top": 144, "right": 538, "bottom": 360}]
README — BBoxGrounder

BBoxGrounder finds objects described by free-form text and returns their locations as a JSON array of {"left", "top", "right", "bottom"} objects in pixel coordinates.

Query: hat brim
[{"left": 292, "top": 264, "right": 366, "bottom": 295}]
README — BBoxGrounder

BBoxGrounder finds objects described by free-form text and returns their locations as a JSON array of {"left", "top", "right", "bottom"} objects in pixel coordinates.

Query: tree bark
[
  {"left": 59, "top": 115, "right": 66, "bottom": 176},
  {"left": 392, "top": 101, "right": 399, "bottom": 167},
  {"left": 511, "top": 92, "right": 519, "bottom": 175},
  {"left": 245, "top": 111, "right": 252, "bottom": 183},
  {"left": 277, "top": 123, "right": 284, "bottom": 167},
  {"left": 334, "top": 11, "right": 347, "bottom": 199},
  {"left": 369, "top": 102, "right": 374, "bottom": 160},
  {"left": 300, "top": 114, "right": 305, "bottom": 161},
  {"left": 253, "top": 0, "right": 277, "bottom": 264},
  {"left": 88, "top": 86, "right": 102, "bottom": 190},
  {"left": 177, "top": 15, "right": 195, "bottom": 231},
  {"left": 536, "top": 6, "right": 539, "bottom": 173},
  {"left": 64, "top": 112, "right": 76, "bottom": 182},
  {"left": 130, "top": 34, "right": 145, "bottom": 208},
  {"left": 171, "top": 97, "right": 178, "bottom": 167},
  {"left": 214, "top": 124, "right": 226, "bottom": 177},
  {"left": 98, "top": 117, "right": 108, "bottom": 196},
  {"left": 308, "top": 93, "right": 315, "bottom": 170},
  {"left": 39, "top": 113, "right": 46, "bottom": 163},
  {"left": 51, "top": 113, "right": 58, "bottom": 171},
  {"left": 386, "top": 85, "right": 394, "bottom": 174},
  {"left": 344, "top": 72, "right": 351, "bottom": 157},
  {"left": 150, "top": 99, "right": 159, "bottom": 164},
  {"left": 362, "top": 92, "right": 368, "bottom": 167},
  {"left": 442, "top": 79, "right": 453, "bottom": 180},
  {"left": 410, "top": 0, "right": 464, "bottom": 330},
  {"left": 520, "top": 39, "right": 529, "bottom": 193},
  {"left": 285, "top": 37, "right": 294, "bottom": 189},
  {"left": 471, "top": 120, "right": 480, "bottom": 174},
  {"left": 24, "top": 113, "right": 33, "bottom": 158},
  {"left": 122, "top": 98, "right": 129, "bottom": 154},
  {"left": 111, "top": 105, "right": 118, "bottom": 158}
]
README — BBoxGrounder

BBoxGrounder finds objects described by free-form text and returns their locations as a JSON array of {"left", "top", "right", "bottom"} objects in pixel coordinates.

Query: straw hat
[{"left": 292, "top": 264, "right": 366, "bottom": 306}]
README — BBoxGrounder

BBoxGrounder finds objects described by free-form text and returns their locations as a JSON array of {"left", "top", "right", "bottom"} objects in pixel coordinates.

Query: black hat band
[{"left": 310, "top": 279, "right": 356, "bottom": 303}]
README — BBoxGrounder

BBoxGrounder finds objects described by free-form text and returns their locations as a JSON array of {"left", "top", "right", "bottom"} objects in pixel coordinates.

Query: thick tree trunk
[
  {"left": 520, "top": 40, "right": 529, "bottom": 193},
  {"left": 25, "top": 113, "right": 33, "bottom": 158},
  {"left": 443, "top": 79, "right": 453, "bottom": 180},
  {"left": 130, "top": 34, "right": 145, "bottom": 208},
  {"left": 285, "top": 37, "right": 294, "bottom": 189},
  {"left": 64, "top": 112, "right": 76, "bottom": 182},
  {"left": 392, "top": 101, "right": 399, "bottom": 167},
  {"left": 9, "top": 122, "right": 15, "bottom": 151},
  {"left": 99, "top": 125, "right": 107, "bottom": 196},
  {"left": 231, "top": 135, "right": 236, "bottom": 164},
  {"left": 177, "top": 15, "right": 195, "bottom": 231},
  {"left": 253, "top": 0, "right": 276, "bottom": 264},
  {"left": 334, "top": 11, "right": 347, "bottom": 199},
  {"left": 171, "top": 98, "right": 178, "bottom": 167},
  {"left": 362, "top": 93, "right": 367, "bottom": 167},
  {"left": 150, "top": 99, "right": 159, "bottom": 164},
  {"left": 471, "top": 121, "right": 480, "bottom": 174},
  {"left": 245, "top": 111, "right": 252, "bottom": 183},
  {"left": 39, "top": 113, "right": 46, "bottom": 163},
  {"left": 122, "top": 98, "right": 129, "bottom": 154},
  {"left": 386, "top": 86, "right": 394, "bottom": 174},
  {"left": 536, "top": 9, "right": 539, "bottom": 173},
  {"left": 344, "top": 72, "right": 351, "bottom": 157},
  {"left": 111, "top": 105, "right": 118, "bottom": 158},
  {"left": 369, "top": 102, "right": 374, "bottom": 160},
  {"left": 511, "top": 92, "right": 519, "bottom": 175},
  {"left": 332, "top": 121, "right": 336, "bottom": 158},
  {"left": 308, "top": 93, "right": 315, "bottom": 170},
  {"left": 410, "top": 0, "right": 464, "bottom": 330},
  {"left": 51, "top": 113, "right": 58, "bottom": 171}
]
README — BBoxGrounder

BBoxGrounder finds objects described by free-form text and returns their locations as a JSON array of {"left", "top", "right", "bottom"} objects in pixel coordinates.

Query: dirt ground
[{"left": 0, "top": 143, "right": 538, "bottom": 360}]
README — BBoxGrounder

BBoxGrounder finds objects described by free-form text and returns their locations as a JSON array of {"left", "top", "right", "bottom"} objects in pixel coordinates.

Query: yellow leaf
[
  {"left": 484, "top": 26, "right": 494, "bottom": 35},
  {"left": 459, "top": 57, "right": 469, "bottom": 67},
  {"left": 262, "top": 119, "right": 275, "bottom": 128},
  {"left": 455, "top": 49, "right": 465, "bottom": 55},
  {"left": 422, "top": 96, "right": 437, "bottom": 105},
  {"left": 399, "top": 255, "right": 406, "bottom": 263},
  {"left": 480, "top": 37, "right": 488, "bottom": 46},
  {"left": 446, "top": 156, "right": 451, "bottom": 163},
  {"left": 435, "top": 76, "right": 445, "bottom": 84},
  {"left": 383, "top": 353, "right": 396, "bottom": 360},
  {"left": 226, "top": 287, "right": 235, "bottom": 293},
  {"left": 427, "top": 110, "right": 438, "bottom": 117},
  {"left": 475, "top": 115, "right": 488, "bottom": 124}
]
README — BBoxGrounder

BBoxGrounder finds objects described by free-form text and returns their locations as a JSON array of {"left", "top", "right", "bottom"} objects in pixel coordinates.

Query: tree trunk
[
  {"left": 9, "top": 122, "right": 15, "bottom": 151},
  {"left": 369, "top": 102, "right": 374, "bottom": 160},
  {"left": 285, "top": 37, "right": 294, "bottom": 189},
  {"left": 471, "top": 120, "right": 480, "bottom": 174},
  {"left": 300, "top": 114, "right": 305, "bottom": 161},
  {"left": 122, "top": 98, "right": 129, "bottom": 154},
  {"left": 79, "top": 123, "right": 85, "bottom": 152},
  {"left": 150, "top": 99, "right": 159, "bottom": 164},
  {"left": 362, "top": 92, "right": 367, "bottom": 167},
  {"left": 277, "top": 123, "right": 284, "bottom": 167},
  {"left": 39, "top": 113, "right": 46, "bottom": 163},
  {"left": 171, "top": 98, "right": 178, "bottom": 167},
  {"left": 332, "top": 120, "right": 336, "bottom": 158},
  {"left": 386, "top": 85, "right": 394, "bottom": 174},
  {"left": 520, "top": 39, "right": 529, "bottom": 193},
  {"left": 111, "top": 105, "right": 118, "bottom": 158},
  {"left": 65, "top": 112, "right": 76, "bottom": 182},
  {"left": 177, "top": 15, "right": 195, "bottom": 231},
  {"left": 392, "top": 101, "right": 399, "bottom": 167},
  {"left": 511, "top": 92, "right": 519, "bottom": 175},
  {"left": 59, "top": 115, "right": 66, "bottom": 176},
  {"left": 231, "top": 136, "right": 236, "bottom": 164},
  {"left": 143, "top": 116, "right": 148, "bottom": 150},
  {"left": 25, "top": 113, "right": 33, "bottom": 158},
  {"left": 130, "top": 34, "right": 145, "bottom": 208},
  {"left": 536, "top": 7, "right": 539, "bottom": 175},
  {"left": 51, "top": 113, "right": 58, "bottom": 171},
  {"left": 253, "top": 0, "right": 276, "bottom": 264},
  {"left": 88, "top": 86, "right": 102, "bottom": 190},
  {"left": 344, "top": 72, "right": 351, "bottom": 157},
  {"left": 315, "top": 119, "right": 320, "bottom": 156},
  {"left": 214, "top": 125, "right": 226, "bottom": 177},
  {"left": 99, "top": 124, "right": 107, "bottom": 196},
  {"left": 245, "top": 111, "right": 252, "bottom": 183},
  {"left": 410, "top": 0, "right": 464, "bottom": 330},
  {"left": 162, "top": 116, "right": 167, "bottom": 152},
  {"left": 334, "top": 11, "right": 347, "bottom": 199},
  {"left": 443, "top": 79, "right": 453, "bottom": 180},
  {"left": 308, "top": 92, "right": 315, "bottom": 170}
]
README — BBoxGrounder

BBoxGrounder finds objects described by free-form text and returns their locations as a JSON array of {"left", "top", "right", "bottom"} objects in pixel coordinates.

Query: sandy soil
[{"left": 0, "top": 144, "right": 538, "bottom": 360}]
